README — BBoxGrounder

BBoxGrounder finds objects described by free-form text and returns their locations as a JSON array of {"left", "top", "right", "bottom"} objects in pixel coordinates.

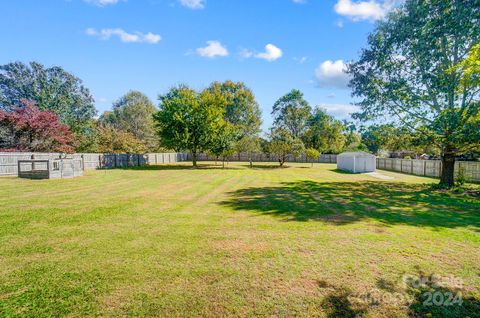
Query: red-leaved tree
[{"left": 0, "top": 99, "right": 76, "bottom": 153}]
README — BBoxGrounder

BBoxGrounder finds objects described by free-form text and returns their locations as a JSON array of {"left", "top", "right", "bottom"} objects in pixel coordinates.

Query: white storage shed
[{"left": 337, "top": 152, "right": 376, "bottom": 173}]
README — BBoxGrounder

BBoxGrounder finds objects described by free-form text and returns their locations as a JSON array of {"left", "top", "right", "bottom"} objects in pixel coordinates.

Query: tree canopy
[
  {"left": 305, "top": 147, "right": 320, "bottom": 167},
  {"left": 268, "top": 128, "right": 305, "bottom": 167},
  {"left": 0, "top": 61, "right": 96, "bottom": 135},
  {"left": 0, "top": 99, "right": 75, "bottom": 153},
  {"left": 271, "top": 89, "right": 311, "bottom": 139},
  {"left": 208, "top": 81, "right": 262, "bottom": 138},
  {"left": 361, "top": 124, "right": 416, "bottom": 155},
  {"left": 100, "top": 91, "right": 158, "bottom": 151},
  {"left": 154, "top": 85, "right": 226, "bottom": 166},
  {"left": 303, "top": 107, "right": 346, "bottom": 154},
  {"left": 348, "top": 0, "right": 480, "bottom": 186},
  {"left": 235, "top": 135, "right": 261, "bottom": 167},
  {"left": 93, "top": 123, "right": 147, "bottom": 154},
  {"left": 208, "top": 122, "right": 237, "bottom": 168}
]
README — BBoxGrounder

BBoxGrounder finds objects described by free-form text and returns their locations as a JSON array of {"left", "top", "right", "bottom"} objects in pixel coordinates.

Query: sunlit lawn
[{"left": 0, "top": 162, "right": 479, "bottom": 317}]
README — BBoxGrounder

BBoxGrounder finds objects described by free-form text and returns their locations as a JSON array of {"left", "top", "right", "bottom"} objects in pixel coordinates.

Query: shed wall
[{"left": 337, "top": 153, "right": 376, "bottom": 173}]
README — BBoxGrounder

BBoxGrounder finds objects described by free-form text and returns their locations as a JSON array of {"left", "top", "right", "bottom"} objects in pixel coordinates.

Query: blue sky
[{"left": 0, "top": 0, "right": 397, "bottom": 133}]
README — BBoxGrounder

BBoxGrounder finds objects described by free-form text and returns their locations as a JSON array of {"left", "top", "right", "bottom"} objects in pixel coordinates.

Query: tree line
[
  {"left": 0, "top": 0, "right": 479, "bottom": 186},
  {"left": 0, "top": 63, "right": 367, "bottom": 165},
  {"left": 0, "top": 63, "right": 445, "bottom": 165}
]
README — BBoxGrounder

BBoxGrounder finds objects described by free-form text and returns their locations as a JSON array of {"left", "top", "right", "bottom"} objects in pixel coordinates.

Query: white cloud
[
  {"left": 294, "top": 56, "right": 307, "bottom": 64},
  {"left": 143, "top": 32, "right": 162, "bottom": 43},
  {"left": 84, "top": 0, "right": 121, "bottom": 6},
  {"left": 196, "top": 41, "right": 229, "bottom": 58},
  {"left": 239, "top": 48, "right": 253, "bottom": 59},
  {"left": 334, "top": 0, "right": 399, "bottom": 21},
  {"left": 321, "top": 103, "right": 359, "bottom": 119},
  {"left": 293, "top": 0, "right": 306, "bottom": 3},
  {"left": 86, "top": 28, "right": 161, "bottom": 44},
  {"left": 255, "top": 44, "right": 283, "bottom": 62},
  {"left": 315, "top": 60, "right": 350, "bottom": 88},
  {"left": 179, "top": 0, "right": 205, "bottom": 9}
]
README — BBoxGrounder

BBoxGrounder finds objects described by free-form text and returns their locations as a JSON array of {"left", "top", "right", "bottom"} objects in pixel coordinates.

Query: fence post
[{"left": 80, "top": 154, "right": 85, "bottom": 171}]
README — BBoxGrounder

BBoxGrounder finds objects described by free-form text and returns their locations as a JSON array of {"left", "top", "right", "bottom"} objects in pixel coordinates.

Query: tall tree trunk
[
  {"left": 192, "top": 152, "right": 197, "bottom": 167},
  {"left": 440, "top": 151, "right": 455, "bottom": 187}
]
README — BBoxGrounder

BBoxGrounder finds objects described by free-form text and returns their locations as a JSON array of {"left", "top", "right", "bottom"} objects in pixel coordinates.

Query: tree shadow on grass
[
  {"left": 330, "top": 168, "right": 356, "bottom": 174},
  {"left": 321, "top": 289, "right": 367, "bottom": 318},
  {"left": 316, "top": 281, "right": 368, "bottom": 317},
  {"left": 240, "top": 164, "right": 289, "bottom": 170},
  {"left": 219, "top": 180, "right": 480, "bottom": 229}
]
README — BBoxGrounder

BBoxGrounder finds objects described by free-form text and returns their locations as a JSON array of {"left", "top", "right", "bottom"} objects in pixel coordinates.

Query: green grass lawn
[{"left": 0, "top": 162, "right": 479, "bottom": 317}]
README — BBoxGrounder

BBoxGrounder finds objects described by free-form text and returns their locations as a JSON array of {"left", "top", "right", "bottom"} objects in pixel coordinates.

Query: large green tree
[
  {"left": 154, "top": 85, "right": 226, "bottom": 167},
  {"left": 0, "top": 61, "right": 96, "bottom": 135},
  {"left": 272, "top": 89, "right": 311, "bottom": 139},
  {"left": 348, "top": 0, "right": 480, "bottom": 186},
  {"left": 100, "top": 91, "right": 158, "bottom": 151},
  {"left": 208, "top": 80, "right": 262, "bottom": 138},
  {"left": 303, "top": 107, "right": 346, "bottom": 154}
]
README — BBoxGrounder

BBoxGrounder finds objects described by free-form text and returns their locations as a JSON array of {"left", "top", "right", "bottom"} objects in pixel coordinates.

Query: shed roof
[{"left": 337, "top": 151, "right": 376, "bottom": 157}]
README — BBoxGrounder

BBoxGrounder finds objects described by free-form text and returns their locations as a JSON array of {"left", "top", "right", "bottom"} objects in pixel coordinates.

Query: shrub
[{"left": 455, "top": 166, "right": 469, "bottom": 186}]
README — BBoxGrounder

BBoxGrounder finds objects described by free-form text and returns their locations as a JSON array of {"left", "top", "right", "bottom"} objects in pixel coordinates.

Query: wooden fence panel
[
  {"left": 425, "top": 161, "right": 442, "bottom": 178},
  {"left": 0, "top": 152, "right": 188, "bottom": 177}
]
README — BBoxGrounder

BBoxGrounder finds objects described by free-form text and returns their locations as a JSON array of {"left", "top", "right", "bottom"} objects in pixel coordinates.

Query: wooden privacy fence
[
  {"left": 2, "top": 152, "right": 480, "bottom": 182},
  {"left": 376, "top": 158, "right": 480, "bottom": 182},
  {"left": 191, "top": 153, "right": 338, "bottom": 163},
  {"left": 0, "top": 152, "right": 188, "bottom": 177}
]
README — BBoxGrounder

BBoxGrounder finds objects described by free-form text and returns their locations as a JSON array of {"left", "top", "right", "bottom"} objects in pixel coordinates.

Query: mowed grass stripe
[{"left": 0, "top": 162, "right": 479, "bottom": 317}]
